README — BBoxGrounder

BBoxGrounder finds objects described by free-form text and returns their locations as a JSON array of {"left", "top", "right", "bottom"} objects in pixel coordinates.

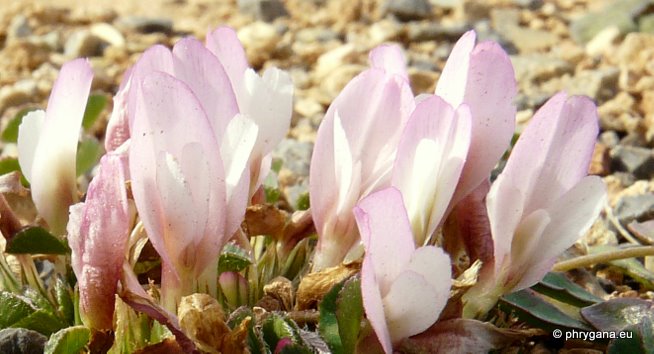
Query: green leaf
[
  {"left": 499, "top": 289, "right": 592, "bottom": 332},
  {"left": 319, "top": 276, "right": 364, "bottom": 354},
  {"left": 55, "top": 278, "right": 75, "bottom": 325},
  {"left": 1, "top": 108, "right": 37, "bottom": 143},
  {"left": 23, "top": 287, "right": 56, "bottom": 315},
  {"left": 581, "top": 298, "right": 654, "bottom": 332},
  {"left": 319, "top": 279, "right": 345, "bottom": 353},
  {"left": 607, "top": 317, "right": 654, "bottom": 354},
  {"left": 0, "top": 291, "right": 36, "bottom": 328},
  {"left": 295, "top": 192, "right": 310, "bottom": 211},
  {"left": 336, "top": 276, "right": 363, "bottom": 354},
  {"left": 279, "top": 343, "right": 313, "bottom": 354},
  {"left": 531, "top": 272, "right": 603, "bottom": 307},
  {"left": 82, "top": 94, "right": 107, "bottom": 131},
  {"left": 44, "top": 326, "right": 91, "bottom": 354},
  {"left": 12, "top": 309, "right": 68, "bottom": 336},
  {"left": 0, "top": 157, "right": 29, "bottom": 186},
  {"left": 0, "top": 158, "right": 21, "bottom": 176},
  {"left": 271, "top": 158, "right": 283, "bottom": 173},
  {"left": 218, "top": 243, "right": 252, "bottom": 273},
  {"left": 263, "top": 171, "right": 280, "bottom": 203},
  {"left": 76, "top": 136, "right": 104, "bottom": 177},
  {"left": 262, "top": 314, "right": 295, "bottom": 350},
  {"left": 281, "top": 238, "right": 309, "bottom": 281},
  {"left": 6, "top": 227, "right": 70, "bottom": 255}
]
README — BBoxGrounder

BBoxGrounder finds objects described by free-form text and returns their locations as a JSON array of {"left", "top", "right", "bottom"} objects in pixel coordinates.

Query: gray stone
[
  {"left": 115, "top": 16, "right": 173, "bottom": 34},
  {"left": 511, "top": 0, "right": 543, "bottom": 9},
  {"left": 64, "top": 29, "right": 102, "bottom": 58},
  {"left": 90, "top": 23, "right": 125, "bottom": 47},
  {"left": 510, "top": 54, "right": 573, "bottom": 84},
  {"left": 0, "top": 79, "right": 38, "bottom": 114},
  {"left": 492, "top": 8, "right": 558, "bottom": 52},
  {"left": 566, "top": 68, "right": 619, "bottom": 102},
  {"left": 570, "top": 0, "right": 650, "bottom": 44},
  {"left": 8, "top": 15, "right": 31, "bottom": 39},
  {"left": 0, "top": 328, "right": 47, "bottom": 354},
  {"left": 272, "top": 139, "right": 313, "bottom": 179},
  {"left": 610, "top": 145, "right": 654, "bottom": 179},
  {"left": 599, "top": 131, "right": 620, "bottom": 148},
  {"left": 406, "top": 22, "right": 468, "bottom": 42},
  {"left": 615, "top": 193, "right": 654, "bottom": 224},
  {"left": 385, "top": 0, "right": 432, "bottom": 21},
  {"left": 271, "top": 139, "right": 313, "bottom": 208},
  {"left": 238, "top": 0, "right": 288, "bottom": 22},
  {"left": 428, "top": 0, "right": 462, "bottom": 9}
]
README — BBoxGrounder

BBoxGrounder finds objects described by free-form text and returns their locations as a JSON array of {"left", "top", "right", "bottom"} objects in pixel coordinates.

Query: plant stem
[{"left": 553, "top": 246, "right": 654, "bottom": 272}]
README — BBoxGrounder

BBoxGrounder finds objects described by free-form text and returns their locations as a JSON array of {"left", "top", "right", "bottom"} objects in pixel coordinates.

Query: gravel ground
[{"left": 1, "top": 0, "right": 654, "bottom": 350}]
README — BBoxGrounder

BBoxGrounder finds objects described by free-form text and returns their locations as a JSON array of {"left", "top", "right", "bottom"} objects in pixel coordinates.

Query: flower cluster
[
  {"left": 310, "top": 31, "right": 606, "bottom": 350},
  {"left": 11, "top": 25, "right": 606, "bottom": 353}
]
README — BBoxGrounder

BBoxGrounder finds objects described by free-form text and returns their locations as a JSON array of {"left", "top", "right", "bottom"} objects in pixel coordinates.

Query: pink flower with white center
[
  {"left": 391, "top": 95, "right": 471, "bottom": 245},
  {"left": 106, "top": 27, "right": 292, "bottom": 199},
  {"left": 310, "top": 44, "right": 415, "bottom": 271},
  {"left": 18, "top": 59, "right": 93, "bottom": 234},
  {"left": 129, "top": 71, "right": 230, "bottom": 311},
  {"left": 355, "top": 187, "right": 451, "bottom": 353},
  {"left": 463, "top": 92, "right": 607, "bottom": 317}
]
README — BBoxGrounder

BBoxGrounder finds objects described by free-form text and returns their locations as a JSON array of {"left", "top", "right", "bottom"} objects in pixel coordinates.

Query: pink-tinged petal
[
  {"left": 125, "top": 45, "right": 174, "bottom": 127},
  {"left": 68, "top": 153, "right": 130, "bottom": 330},
  {"left": 486, "top": 179, "right": 525, "bottom": 276},
  {"left": 22, "top": 59, "right": 93, "bottom": 234},
  {"left": 154, "top": 151, "right": 205, "bottom": 264},
  {"left": 435, "top": 31, "right": 476, "bottom": 106},
  {"left": 105, "top": 86, "right": 131, "bottom": 152},
  {"left": 130, "top": 71, "right": 226, "bottom": 278},
  {"left": 383, "top": 270, "right": 441, "bottom": 343},
  {"left": 506, "top": 209, "right": 550, "bottom": 289},
  {"left": 105, "top": 67, "right": 134, "bottom": 152},
  {"left": 512, "top": 176, "right": 606, "bottom": 291},
  {"left": 504, "top": 93, "right": 599, "bottom": 216},
  {"left": 369, "top": 44, "right": 408, "bottom": 81},
  {"left": 172, "top": 37, "right": 239, "bottom": 141},
  {"left": 405, "top": 246, "right": 452, "bottom": 301},
  {"left": 354, "top": 187, "right": 414, "bottom": 295},
  {"left": 392, "top": 96, "right": 471, "bottom": 244},
  {"left": 361, "top": 256, "right": 393, "bottom": 354},
  {"left": 310, "top": 69, "right": 414, "bottom": 270},
  {"left": 220, "top": 114, "right": 258, "bottom": 238},
  {"left": 17, "top": 110, "right": 45, "bottom": 181},
  {"left": 205, "top": 26, "right": 249, "bottom": 88},
  {"left": 437, "top": 33, "right": 517, "bottom": 205},
  {"left": 239, "top": 67, "right": 293, "bottom": 162}
]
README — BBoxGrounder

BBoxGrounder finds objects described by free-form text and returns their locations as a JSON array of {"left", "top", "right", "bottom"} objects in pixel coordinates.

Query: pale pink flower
[
  {"left": 391, "top": 95, "right": 471, "bottom": 245},
  {"left": 310, "top": 44, "right": 415, "bottom": 270},
  {"left": 18, "top": 59, "right": 93, "bottom": 234},
  {"left": 129, "top": 71, "right": 230, "bottom": 311},
  {"left": 355, "top": 188, "right": 451, "bottom": 353},
  {"left": 463, "top": 92, "right": 607, "bottom": 317}
]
